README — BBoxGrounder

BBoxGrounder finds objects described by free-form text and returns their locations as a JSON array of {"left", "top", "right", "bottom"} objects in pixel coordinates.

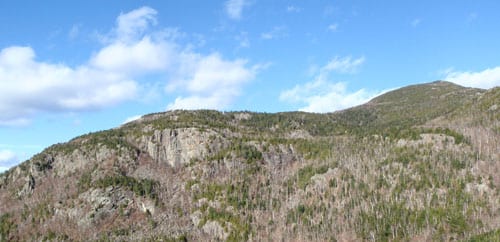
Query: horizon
[{"left": 1, "top": 1, "right": 500, "bottom": 171}]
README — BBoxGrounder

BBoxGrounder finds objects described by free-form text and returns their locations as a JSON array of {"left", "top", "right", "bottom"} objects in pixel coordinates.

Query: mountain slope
[{"left": 0, "top": 81, "right": 499, "bottom": 241}]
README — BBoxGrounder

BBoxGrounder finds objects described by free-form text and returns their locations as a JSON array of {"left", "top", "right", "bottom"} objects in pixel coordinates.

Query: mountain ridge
[{"left": 1, "top": 81, "right": 499, "bottom": 241}]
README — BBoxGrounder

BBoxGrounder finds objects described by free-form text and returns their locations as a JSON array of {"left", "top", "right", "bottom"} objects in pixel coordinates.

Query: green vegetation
[
  {"left": 383, "top": 146, "right": 418, "bottom": 166},
  {"left": 357, "top": 196, "right": 476, "bottom": 241},
  {"left": 77, "top": 170, "right": 93, "bottom": 192},
  {"left": 292, "top": 139, "right": 334, "bottom": 160},
  {"left": 207, "top": 140, "right": 262, "bottom": 163},
  {"left": 468, "top": 228, "right": 500, "bottom": 241},
  {"left": 32, "top": 201, "right": 53, "bottom": 224},
  {"left": 292, "top": 165, "right": 330, "bottom": 190},
  {"left": 0, "top": 213, "right": 15, "bottom": 242},
  {"left": 429, "top": 127, "right": 468, "bottom": 145},
  {"left": 287, "top": 204, "right": 315, "bottom": 225},
  {"left": 198, "top": 206, "right": 251, "bottom": 241},
  {"left": 144, "top": 110, "right": 234, "bottom": 131},
  {"left": 41, "top": 230, "right": 69, "bottom": 241},
  {"left": 32, "top": 155, "right": 53, "bottom": 172},
  {"left": 95, "top": 175, "right": 158, "bottom": 200},
  {"left": 1, "top": 81, "right": 499, "bottom": 241},
  {"left": 188, "top": 179, "right": 256, "bottom": 240},
  {"left": 145, "top": 234, "right": 188, "bottom": 242}
]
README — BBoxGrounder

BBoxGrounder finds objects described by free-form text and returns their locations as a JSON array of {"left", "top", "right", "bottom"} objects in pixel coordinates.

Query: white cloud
[
  {"left": 280, "top": 56, "right": 382, "bottom": 113},
  {"left": 260, "top": 33, "right": 273, "bottom": 40},
  {"left": 0, "top": 144, "right": 43, "bottom": 149},
  {"left": 68, "top": 24, "right": 80, "bottom": 39},
  {"left": 0, "top": 7, "right": 168, "bottom": 125},
  {"left": 0, "top": 118, "right": 31, "bottom": 127},
  {"left": 0, "top": 150, "right": 18, "bottom": 172},
  {"left": 323, "top": 56, "right": 365, "bottom": 73},
  {"left": 0, "top": 150, "right": 16, "bottom": 163},
  {"left": 286, "top": 6, "right": 301, "bottom": 13},
  {"left": 168, "top": 94, "right": 233, "bottom": 110},
  {"left": 185, "top": 54, "right": 254, "bottom": 93},
  {"left": 167, "top": 53, "right": 258, "bottom": 110},
  {"left": 328, "top": 23, "right": 339, "bottom": 32},
  {"left": 122, "top": 115, "right": 142, "bottom": 124},
  {"left": 260, "top": 26, "right": 287, "bottom": 40},
  {"left": 225, "top": 0, "right": 248, "bottom": 20},
  {"left": 443, "top": 67, "right": 500, "bottom": 89},
  {"left": 91, "top": 6, "right": 175, "bottom": 74},
  {"left": 90, "top": 36, "right": 173, "bottom": 74},
  {"left": 116, "top": 6, "right": 158, "bottom": 41},
  {"left": 0, "top": 6, "right": 261, "bottom": 125},
  {"left": 280, "top": 80, "right": 381, "bottom": 112},
  {"left": 0, "top": 46, "right": 138, "bottom": 125}
]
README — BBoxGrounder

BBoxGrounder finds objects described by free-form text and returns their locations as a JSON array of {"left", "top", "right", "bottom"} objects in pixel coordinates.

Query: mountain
[{"left": 1, "top": 81, "right": 499, "bottom": 241}]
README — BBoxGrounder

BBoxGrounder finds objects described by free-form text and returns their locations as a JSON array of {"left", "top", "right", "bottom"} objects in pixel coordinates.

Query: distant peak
[
  {"left": 429, "top": 80, "right": 458, "bottom": 86},
  {"left": 367, "top": 80, "right": 479, "bottom": 106}
]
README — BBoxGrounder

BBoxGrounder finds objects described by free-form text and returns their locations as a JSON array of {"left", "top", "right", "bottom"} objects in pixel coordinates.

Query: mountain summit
[{"left": 1, "top": 81, "right": 499, "bottom": 241}]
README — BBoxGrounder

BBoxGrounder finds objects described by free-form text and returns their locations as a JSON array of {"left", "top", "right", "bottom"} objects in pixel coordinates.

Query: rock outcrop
[{"left": 0, "top": 82, "right": 499, "bottom": 241}]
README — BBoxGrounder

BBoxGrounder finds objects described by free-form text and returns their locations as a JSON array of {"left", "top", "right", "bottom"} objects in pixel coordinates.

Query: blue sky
[{"left": 1, "top": 0, "right": 500, "bottom": 171}]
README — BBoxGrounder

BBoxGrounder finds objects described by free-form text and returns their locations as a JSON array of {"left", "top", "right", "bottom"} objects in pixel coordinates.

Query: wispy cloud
[
  {"left": 225, "top": 0, "right": 249, "bottom": 20},
  {"left": 122, "top": 115, "right": 142, "bottom": 124},
  {"left": 0, "top": 144, "right": 43, "bottom": 149},
  {"left": 286, "top": 5, "right": 301, "bottom": 13},
  {"left": 115, "top": 6, "right": 158, "bottom": 41},
  {"left": 443, "top": 66, "right": 500, "bottom": 89},
  {"left": 411, "top": 18, "right": 421, "bottom": 27},
  {"left": 323, "top": 56, "right": 365, "bottom": 73},
  {"left": 280, "top": 56, "right": 383, "bottom": 113},
  {"left": 0, "top": 149, "right": 18, "bottom": 172},
  {"left": 68, "top": 24, "right": 81, "bottom": 39},
  {"left": 260, "top": 26, "right": 287, "bottom": 40},
  {"left": 328, "top": 23, "right": 339, "bottom": 32}
]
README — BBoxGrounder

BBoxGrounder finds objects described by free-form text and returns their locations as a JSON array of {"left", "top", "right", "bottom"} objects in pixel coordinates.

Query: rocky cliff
[{"left": 0, "top": 81, "right": 499, "bottom": 241}]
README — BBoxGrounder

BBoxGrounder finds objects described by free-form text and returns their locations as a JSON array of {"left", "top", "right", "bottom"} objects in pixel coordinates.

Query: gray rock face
[
  {"left": 202, "top": 220, "right": 228, "bottom": 240},
  {"left": 138, "top": 128, "right": 214, "bottom": 167},
  {"left": 48, "top": 144, "right": 137, "bottom": 178},
  {"left": 0, "top": 83, "right": 498, "bottom": 241},
  {"left": 17, "top": 174, "right": 35, "bottom": 197},
  {"left": 76, "top": 187, "right": 133, "bottom": 227}
]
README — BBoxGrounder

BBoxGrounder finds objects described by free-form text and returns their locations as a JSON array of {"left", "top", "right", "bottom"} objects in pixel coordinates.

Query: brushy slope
[{"left": 0, "top": 81, "right": 499, "bottom": 241}]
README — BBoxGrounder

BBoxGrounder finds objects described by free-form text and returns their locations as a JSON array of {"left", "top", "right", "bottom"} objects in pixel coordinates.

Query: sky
[{"left": 1, "top": 0, "right": 500, "bottom": 171}]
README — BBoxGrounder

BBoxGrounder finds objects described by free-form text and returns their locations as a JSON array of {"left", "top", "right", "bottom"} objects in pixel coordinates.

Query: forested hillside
[{"left": 1, "top": 81, "right": 499, "bottom": 241}]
